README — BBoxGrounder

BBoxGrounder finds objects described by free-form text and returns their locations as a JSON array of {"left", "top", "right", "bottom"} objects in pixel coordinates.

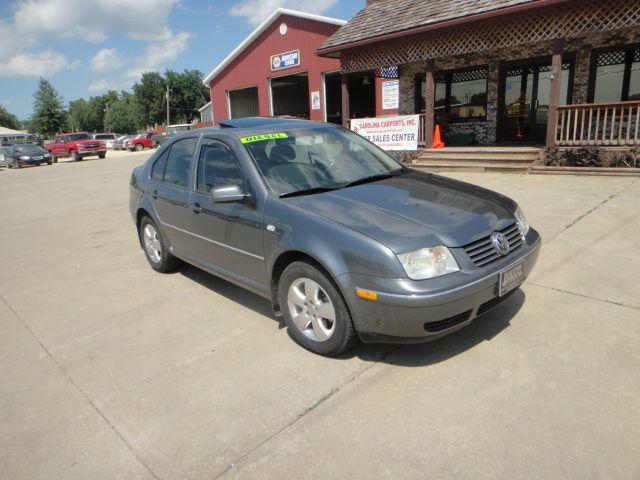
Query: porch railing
[{"left": 556, "top": 100, "right": 640, "bottom": 147}]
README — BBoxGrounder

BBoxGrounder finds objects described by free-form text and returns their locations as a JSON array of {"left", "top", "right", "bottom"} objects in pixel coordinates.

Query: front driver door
[{"left": 188, "top": 137, "right": 267, "bottom": 293}]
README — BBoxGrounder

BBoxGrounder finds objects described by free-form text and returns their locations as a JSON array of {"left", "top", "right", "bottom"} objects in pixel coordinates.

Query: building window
[
  {"left": 434, "top": 68, "right": 488, "bottom": 122},
  {"left": 591, "top": 47, "right": 640, "bottom": 102}
]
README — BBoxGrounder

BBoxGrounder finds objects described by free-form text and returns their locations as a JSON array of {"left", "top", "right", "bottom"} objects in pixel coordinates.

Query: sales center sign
[
  {"left": 351, "top": 115, "right": 420, "bottom": 151},
  {"left": 271, "top": 50, "right": 300, "bottom": 71}
]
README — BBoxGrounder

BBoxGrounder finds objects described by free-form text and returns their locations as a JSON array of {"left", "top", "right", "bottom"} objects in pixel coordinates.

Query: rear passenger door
[
  {"left": 188, "top": 137, "right": 267, "bottom": 292},
  {"left": 147, "top": 137, "right": 199, "bottom": 255}
]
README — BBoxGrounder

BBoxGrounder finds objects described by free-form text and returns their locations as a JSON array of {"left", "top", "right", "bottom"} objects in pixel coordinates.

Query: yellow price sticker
[{"left": 240, "top": 133, "right": 289, "bottom": 144}]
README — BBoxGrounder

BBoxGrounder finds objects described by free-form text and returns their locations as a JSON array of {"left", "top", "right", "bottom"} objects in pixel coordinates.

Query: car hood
[{"left": 286, "top": 171, "right": 517, "bottom": 253}]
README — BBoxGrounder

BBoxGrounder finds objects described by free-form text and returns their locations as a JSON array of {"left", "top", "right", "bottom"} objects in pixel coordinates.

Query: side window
[
  {"left": 151, "top": 147, "right": 170, "bottom": 181},
  {"left": 197, "top": 141, "right": 245, "bottom": 193},
  {"left": 163, "top": 137, "right": 198, "bottom": 188}
]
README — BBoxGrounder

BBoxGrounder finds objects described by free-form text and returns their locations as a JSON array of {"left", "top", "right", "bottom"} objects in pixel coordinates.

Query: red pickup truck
[
  {"left": 46, "top": 132, "right": 107, "bottom": 162},
  {"left": 125, "top": 132, "right": 158, "bottom": 151}
]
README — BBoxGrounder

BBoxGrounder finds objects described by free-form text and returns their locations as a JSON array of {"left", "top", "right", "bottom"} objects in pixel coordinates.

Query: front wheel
[
  {"left": 135, "top": 143, "right": 143, "bottom": 151},
  {"left": 278, "top": 261, "right": 356, "bottom": 356},
  {"left": 70, "top": 150, "right": 79, "bottom": 161},
  {"left": 98, "top": 152, "right": 106, "bottom": 159},
  {"left": 139, "top": 216, "right": 179, "bottom": 273},
  {"left": 13, "top": 158, "right": 21, "bottom": 169}
]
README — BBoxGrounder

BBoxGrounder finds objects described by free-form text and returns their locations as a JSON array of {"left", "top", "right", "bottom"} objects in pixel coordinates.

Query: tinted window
[
  {"left": 68, "top": 133, "right": 91, "bottom": 141},
  {"left": 197, "top": 142, "right": 244, "bottom": 192},
  {"left": 151, "top": 148, "right": 170, "bottom": 181},
  {"left": 163, "top": 138, "right": 198, "bottom": 188}
]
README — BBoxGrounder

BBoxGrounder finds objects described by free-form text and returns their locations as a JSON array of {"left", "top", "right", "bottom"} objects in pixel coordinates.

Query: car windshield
[
  {"left": 240, "top": 127, "right": 405, "bottom": 197},
  {"left": 135, "top": 134, "right": 145, "bottom": 139},
  {"left": 14, "top": 145, "right": 44, "bottom": 154},
  {"left": 68, "top": 133, "right": 91, "bottom": 141}
]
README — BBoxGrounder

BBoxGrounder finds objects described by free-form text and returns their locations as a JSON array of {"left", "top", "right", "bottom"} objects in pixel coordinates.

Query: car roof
[{"left": 202, "top": 117, "right": 332, "bottom": 138}]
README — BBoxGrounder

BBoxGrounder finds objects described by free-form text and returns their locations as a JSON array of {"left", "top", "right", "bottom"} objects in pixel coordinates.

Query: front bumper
[
  {"left": 78, "top": 149, "right": 106, "bottom": 157},
  {"left": 337, "top": 229, "right": 541, "bottom": 344}
]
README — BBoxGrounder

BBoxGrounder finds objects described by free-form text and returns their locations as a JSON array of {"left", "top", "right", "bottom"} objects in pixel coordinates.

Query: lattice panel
[
  {"left": 596, "top": 50, "right": 628, "bottom": 66},
  {"left": 341, "top": 0, "right": 640, "bottom": 73},
  {"left": 375, "top": 65, "right": 399, "bottom": 78},
  {"left": 451, "top": 68, "right": 487, "bottom": 82},
  {"left": 635, "top": 49, "right": 640, "bottom": 62}
]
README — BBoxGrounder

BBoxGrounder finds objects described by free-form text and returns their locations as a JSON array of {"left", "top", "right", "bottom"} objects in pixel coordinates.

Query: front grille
[
  {"left": 82, "top": 143, "right": 100, "bottom": 149},
  {"left": 424, "top": 310, "right": 472, "bottom": 333},
  {"left": 463, "top": 222, "right": 523, "bottom": 267}
]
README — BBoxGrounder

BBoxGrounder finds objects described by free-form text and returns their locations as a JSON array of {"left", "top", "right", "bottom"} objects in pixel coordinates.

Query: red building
[{"left": 202, "top": 9, "right": 346, "bottom": 125}]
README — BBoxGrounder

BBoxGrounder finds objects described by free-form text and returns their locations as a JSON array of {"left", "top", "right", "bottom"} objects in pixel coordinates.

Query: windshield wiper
[
  {"left": 343, "top": 168, "right": 408, "bottom": 188},
  {"left": 279, "top": 185, "right": 343, "bottom": 198}
]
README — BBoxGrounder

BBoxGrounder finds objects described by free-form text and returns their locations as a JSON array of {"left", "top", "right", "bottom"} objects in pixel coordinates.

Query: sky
[{"left": 0, "top": 0, "right": 364, "bottom": 120}]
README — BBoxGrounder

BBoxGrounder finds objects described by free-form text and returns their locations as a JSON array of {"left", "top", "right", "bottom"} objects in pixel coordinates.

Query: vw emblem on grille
[{"left": 491, "top": 232, "right": 510, "bottom": 256}]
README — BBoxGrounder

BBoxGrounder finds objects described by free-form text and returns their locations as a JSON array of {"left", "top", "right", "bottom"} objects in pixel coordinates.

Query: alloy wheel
[{"left": 286, "top": 278, "right": 336, "bottom": 342}]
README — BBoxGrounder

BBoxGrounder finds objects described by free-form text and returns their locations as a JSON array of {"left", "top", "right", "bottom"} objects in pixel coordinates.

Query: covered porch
[{"left": 319, "top": 0, "right": 640, "bottom": 150}]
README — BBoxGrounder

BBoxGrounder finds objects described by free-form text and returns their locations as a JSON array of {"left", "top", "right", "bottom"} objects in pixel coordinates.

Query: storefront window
[
  {"left": 592, "top": 47, "right": 640, "bottom": 102},
  {"left": 435, "top": 68, "right": 487, "bottom": 122}
]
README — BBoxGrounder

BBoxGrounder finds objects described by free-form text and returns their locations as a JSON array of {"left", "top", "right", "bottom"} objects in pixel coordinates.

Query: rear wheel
[
  {"left": 139, "top": 216, "right": 179, "bottom": 273},
  {"left": 135, "top": 143, "right": 143, "bottom": 151},
  {"left": 278, "top": 261, "right": 356, "bottom": 356}
]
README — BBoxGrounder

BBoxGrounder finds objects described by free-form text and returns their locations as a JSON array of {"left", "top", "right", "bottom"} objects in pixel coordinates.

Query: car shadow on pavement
[
  {"left": 179, "top": 265, "right": 280, "bottom": 324},
  {"left": 351, "top": 289, "right": 526, "bottom": 367},
  {"left": 178, "top": 263, "right": 524, "bottom": 366}
]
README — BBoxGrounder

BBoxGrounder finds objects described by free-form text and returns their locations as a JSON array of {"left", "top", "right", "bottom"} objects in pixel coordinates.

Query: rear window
[{"left": 94, "top": 134, "right": 115, "bottom": 140}]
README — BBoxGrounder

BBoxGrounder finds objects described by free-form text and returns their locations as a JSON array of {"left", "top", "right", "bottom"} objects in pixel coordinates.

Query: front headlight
[
  {"left": 397, "top": 246, "right": 460, "bottom": 280},
  {"left": 44, "top": 153, "right": 51, "bottom": 158},
  {"left": 515, "top": 206, "right": 530, "bottom": 237}
]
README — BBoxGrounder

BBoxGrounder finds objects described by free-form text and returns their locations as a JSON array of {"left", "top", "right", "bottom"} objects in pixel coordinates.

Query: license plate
[
  {"left": 33, "top": 156, "right": 43, "bottom": 160},
  {"left": 499, "top": 262, "right": 524, "bottom": 296}
]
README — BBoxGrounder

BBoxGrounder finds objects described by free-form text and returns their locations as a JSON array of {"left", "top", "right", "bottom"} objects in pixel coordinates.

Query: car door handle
[
  {"left": 192, "top": 202, "right": 202, "bottom": 213},
  {"left": 151, "top": 190, "right": 158, "bottom": 199}
]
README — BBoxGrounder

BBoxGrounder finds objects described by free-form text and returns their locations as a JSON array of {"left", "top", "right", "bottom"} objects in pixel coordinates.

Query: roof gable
[{"left": 203, "top": 8, "right": 346, "bottom": 86}]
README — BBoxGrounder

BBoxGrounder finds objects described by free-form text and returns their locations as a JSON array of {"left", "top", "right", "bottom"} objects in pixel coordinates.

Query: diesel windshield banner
[{"left": 270, "top": 50, "right": 300, "bottom": 71}]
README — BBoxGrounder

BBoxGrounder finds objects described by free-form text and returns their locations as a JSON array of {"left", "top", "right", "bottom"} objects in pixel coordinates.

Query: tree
[
  {"left": 68, "top": 98, "right": 90, "bottom": 132},
  {"left": 133, "top": 71, "right": 167, "bottom": 128},
  {"left": 105, "top": 93, "right": 140, "bottom": 134},
  {"left": 31, "top": 78, "right": 68, "bottom": 137},
  {"left": 164, "top": 69, "right": 210, "bottom": 124},
  {"left": 0, "top": 105, "right": 22, "bottom": 130}
]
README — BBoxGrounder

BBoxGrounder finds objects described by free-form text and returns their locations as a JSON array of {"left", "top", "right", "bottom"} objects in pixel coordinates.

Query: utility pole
[
  {"left": 104, "top": 103, "right": 109, "bottom": 131},
  {"left": 166, "top": 84, "right": 170, "bottom": 126}
]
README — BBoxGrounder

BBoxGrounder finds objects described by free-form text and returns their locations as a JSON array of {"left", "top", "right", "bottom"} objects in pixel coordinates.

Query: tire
[
  {"left": 278, "top": 261, "right": 356, "bottom": 356},
  {"left": 70, "top": 150, "right": 79, "bottom": 162},
  {"left": 139, "top": 216, "right": 179, "bottom": 273},
  {"left": 135, "top": 143, "right": 143, "bottom": 151},
  {"left": 47, "top": 160, "right": 52, "bottom": 165},
  {"left": 13, "top": 158, "right": 21, "bottom": 169},
  {"left": 153, "top": 141, "right": 159, "bottom": 148},
  {"left": 98, "top": 152, "right": 106, "bottom": 159}
]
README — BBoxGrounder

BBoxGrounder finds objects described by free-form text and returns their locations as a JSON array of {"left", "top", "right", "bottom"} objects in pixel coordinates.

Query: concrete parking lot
[{"left": 1, "top": 151, "right": 639, "bottom": 479}]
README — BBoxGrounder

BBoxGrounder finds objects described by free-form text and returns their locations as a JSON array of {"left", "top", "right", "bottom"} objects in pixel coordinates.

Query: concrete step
[
  {"left": 415, "top": 158, "right": 534, "bottom": 166},
  {"left": 412, "top": 163, "right": 531, "bottom": 174},
  {"left": 418, "top": 152, "right": 539, "bottom": 161}
]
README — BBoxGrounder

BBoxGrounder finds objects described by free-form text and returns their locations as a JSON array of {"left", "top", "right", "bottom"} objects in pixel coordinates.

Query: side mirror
[{"left": 211, "top": 184, "right": 246, "bottom": 203}]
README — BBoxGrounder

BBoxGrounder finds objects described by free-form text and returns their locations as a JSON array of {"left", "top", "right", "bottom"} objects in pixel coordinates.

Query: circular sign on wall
[{"left": 279, "top": 23, "right": 288, "bottom": 35}]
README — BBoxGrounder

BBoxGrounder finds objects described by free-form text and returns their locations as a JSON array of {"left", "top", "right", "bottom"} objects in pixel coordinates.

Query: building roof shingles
[{"left": 319, "top": 0, "right": 539, "bottom": 51}]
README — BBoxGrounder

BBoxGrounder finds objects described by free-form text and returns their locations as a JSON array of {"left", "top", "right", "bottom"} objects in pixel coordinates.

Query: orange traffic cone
[
  {"left": 515, "top": 122, "right": 523, "bottom": 139},
  {"left": 432, "top": 124, "right": 445, "bottom": 149}
]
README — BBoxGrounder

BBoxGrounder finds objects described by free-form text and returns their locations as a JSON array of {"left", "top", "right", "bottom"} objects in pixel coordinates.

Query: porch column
[
  {"left": 341, "top": 73, "right": 350, "bottom": 128},
  {"left": 546, "top": 38, "right": 565, "bottom": 147},
  {"left": 424, "top": 59, "right": 435, "bottom": 148}
]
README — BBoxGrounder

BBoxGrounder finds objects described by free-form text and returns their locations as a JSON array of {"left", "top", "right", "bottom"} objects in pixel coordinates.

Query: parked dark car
[
  {"left": 3, "top": 143, "right": 52, "bottom": 168},
  {"left": 129, "top": 118, "right": 540, "bottom": 355}
]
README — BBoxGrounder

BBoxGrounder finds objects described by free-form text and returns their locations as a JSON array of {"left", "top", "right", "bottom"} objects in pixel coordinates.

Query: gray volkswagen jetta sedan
[{"left": 130, "top": 118, "right": 540, "bottom": 356}]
